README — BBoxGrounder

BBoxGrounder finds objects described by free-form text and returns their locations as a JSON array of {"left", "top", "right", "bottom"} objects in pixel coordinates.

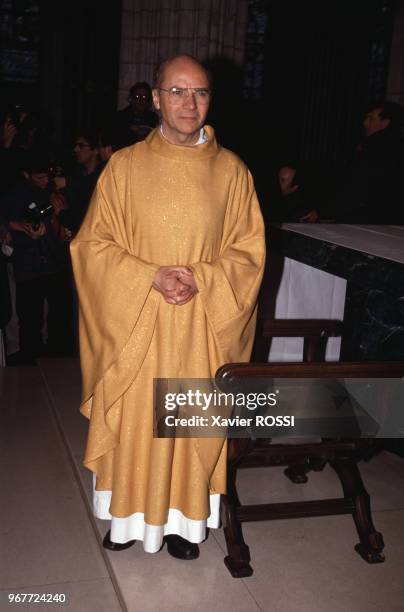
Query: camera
[{"left": 26, "top": 201, "right": 53, "bottom": 231}]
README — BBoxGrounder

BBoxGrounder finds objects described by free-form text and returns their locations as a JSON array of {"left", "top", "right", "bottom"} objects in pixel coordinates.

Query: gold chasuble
[{"left": 70, "top": 125, "right": 265, "bottom": 550}]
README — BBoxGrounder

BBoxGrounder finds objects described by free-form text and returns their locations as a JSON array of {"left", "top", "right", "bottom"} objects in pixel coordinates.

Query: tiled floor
[{"left": 1, "top": 359, "right": 403, "bottom": 612}]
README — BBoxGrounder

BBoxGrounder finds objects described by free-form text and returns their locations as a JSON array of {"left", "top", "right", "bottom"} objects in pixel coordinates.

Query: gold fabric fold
[{"left": 70, "top": 126, "right": 265, "bottom": 524}]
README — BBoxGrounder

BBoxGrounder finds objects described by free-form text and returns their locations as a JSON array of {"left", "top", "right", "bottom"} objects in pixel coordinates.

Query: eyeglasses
[
  {"left": 131, "top": 94, "right": 148, "bottom": 101},
  {"left": 158, "top": 87, "right": 211, "bottom": 105}
]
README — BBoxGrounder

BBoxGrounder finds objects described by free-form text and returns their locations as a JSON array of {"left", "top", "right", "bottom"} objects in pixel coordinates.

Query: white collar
[{"left": 160, "top": 126, "right": 207, "bottom": 145}]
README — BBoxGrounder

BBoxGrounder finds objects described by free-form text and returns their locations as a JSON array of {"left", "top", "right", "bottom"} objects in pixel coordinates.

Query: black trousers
[{"left": 15, "top": 273, "right": 73, "bottom": 358}]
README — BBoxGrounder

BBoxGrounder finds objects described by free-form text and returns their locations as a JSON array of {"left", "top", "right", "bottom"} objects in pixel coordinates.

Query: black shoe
[
  {"left": 102, "top": 530, "right": 135, "bottom": 551},
  {"left": 164, "top": 535, "right": 200, "bottom": 560}
]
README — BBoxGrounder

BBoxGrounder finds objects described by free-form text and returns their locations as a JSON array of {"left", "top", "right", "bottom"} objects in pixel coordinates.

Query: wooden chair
[
  {"left": 252, "top": 318, "right": 343, "bottom": 363},
  {"left": 215, "top": 319, "right": 404, "bottom": 578}
]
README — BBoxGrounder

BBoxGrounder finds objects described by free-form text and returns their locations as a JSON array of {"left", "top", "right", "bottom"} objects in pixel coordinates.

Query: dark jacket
[
  {"left": 115, "top": 106, "right": 158, "bottom": 142},
  {"left": 59, "top": 163, "right": 105, "bottom": 234},
  {"left": 337, "top": 128, "right": 404, "bottom": 223},
  {"left": 2, "top": 181, "right": 60, "bottom": 281}
]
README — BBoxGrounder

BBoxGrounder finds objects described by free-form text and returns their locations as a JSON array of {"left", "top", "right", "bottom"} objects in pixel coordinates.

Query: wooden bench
[{"left": 215, "top": 319, "right": 404, "bottom": 577}]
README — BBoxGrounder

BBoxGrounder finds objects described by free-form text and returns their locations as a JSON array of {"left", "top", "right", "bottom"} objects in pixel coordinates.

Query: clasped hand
[{"left": 153, "top": 266, "right": 198, "bottom": 305}]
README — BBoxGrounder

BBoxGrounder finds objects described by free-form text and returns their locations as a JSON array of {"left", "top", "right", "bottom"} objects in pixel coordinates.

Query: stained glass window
[
  {"left": 243, "top": 0, "right": 269, "bottom": 100},
  {"left": 367, "top": 0, "right": 396, "bottom": 103},
  {"left": 0, "top": 0, "right": 40, "bottom": 83}
]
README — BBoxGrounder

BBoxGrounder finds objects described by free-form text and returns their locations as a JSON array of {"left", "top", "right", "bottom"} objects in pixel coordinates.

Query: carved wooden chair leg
[
  {"left": 221, "top": 463, "right": 253, "bottom": 578},
  {"left": 330, "top": 455, "right": 385, "bottom": 563}
]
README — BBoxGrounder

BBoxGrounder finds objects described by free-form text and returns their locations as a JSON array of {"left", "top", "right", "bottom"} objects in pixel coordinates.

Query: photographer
[{"left": 2, "top": 153, "right": 73, "bottom": 365}]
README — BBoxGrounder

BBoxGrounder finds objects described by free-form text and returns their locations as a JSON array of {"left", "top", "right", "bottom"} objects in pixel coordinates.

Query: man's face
[
  {"left": 130, "top": 87, "right": 150, "bottom": 113},
  {"left": 73, "top": 137, "right": 98, "bottom": 166},
  {"left": 152, "top": 58, "right": 210, "bottom": 146},
  {"left": 25, "top": 171, "right": 49, "bottom": 190},
  {"left": 363, "top": 108, "right": 390, "bottom": 137},
  {"left": 278, "top": 166, "right": 297, "bottom": 195}
]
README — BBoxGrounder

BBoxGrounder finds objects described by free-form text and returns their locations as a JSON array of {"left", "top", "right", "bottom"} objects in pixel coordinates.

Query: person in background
[
  {"left": 336, "top": 100, "right": 404, "bottom": 223},
  {"left": 3, "top": 154, "right": 73, "bottom": 364},
  {"left": 115, "top": 82, "right": 159, "bottom": 142},
  {"left": 277, "top": 164, "right": 320, "bottom": 222},
  {"left": 58, "top": 130, "right": 104, "bottom": 235}
]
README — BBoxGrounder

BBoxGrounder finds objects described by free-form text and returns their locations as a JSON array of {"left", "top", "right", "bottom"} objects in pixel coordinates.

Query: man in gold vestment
[{"left": 70, "top": 55, "right": 265, "bottom": 560}]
